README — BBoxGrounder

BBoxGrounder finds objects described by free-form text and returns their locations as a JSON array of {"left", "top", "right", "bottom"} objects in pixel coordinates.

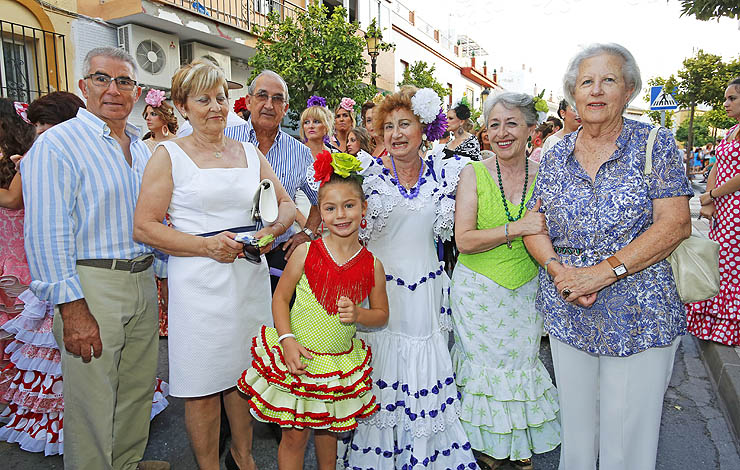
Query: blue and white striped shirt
[
  {"left": 225, "top": 119, "right": 318, "bottom": 245},
  {"left": 21, "top": 108, "right": 165, "bottom": 305}
]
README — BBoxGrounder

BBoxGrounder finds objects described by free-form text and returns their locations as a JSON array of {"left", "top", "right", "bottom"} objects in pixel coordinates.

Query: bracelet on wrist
[
  {"left": 709, "top": 189, "right": 716, "bottom": 200},
  {"left": 544, "top": 256, "right": 560, "bottom": 276},
  {"left": 277, "top": 333, "right": 295, "bottom": 343},
  {"left": 504, "top": 223, "right": 513, "bottom": 249},
  {"left": 274, "top": 221, "right": 287, "bottom": 234}
]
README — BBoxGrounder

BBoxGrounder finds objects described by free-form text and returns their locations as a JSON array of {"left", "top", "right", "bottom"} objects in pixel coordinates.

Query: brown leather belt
[{"left": 76, "top": 254, "right": 154, "bottom": 273}]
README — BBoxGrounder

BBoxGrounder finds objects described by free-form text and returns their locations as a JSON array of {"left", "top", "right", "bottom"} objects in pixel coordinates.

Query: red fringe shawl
[{"left": 304, "top": 239, "right": 375, "bottom": 315}]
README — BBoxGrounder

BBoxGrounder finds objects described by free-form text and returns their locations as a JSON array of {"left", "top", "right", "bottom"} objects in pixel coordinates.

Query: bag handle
[{"left": 644, "top": 126, "right": 660, "bottom": 176}]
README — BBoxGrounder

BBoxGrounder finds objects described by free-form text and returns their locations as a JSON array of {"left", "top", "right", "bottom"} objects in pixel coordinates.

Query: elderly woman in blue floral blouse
[{"left": 523, "top": 43, "right": 692, "bottom": 470}]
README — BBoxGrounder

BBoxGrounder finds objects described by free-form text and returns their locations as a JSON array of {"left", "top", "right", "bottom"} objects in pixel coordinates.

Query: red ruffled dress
[
  {"left": 238, "top": 239, "right": 378, "bottom": 431},
  {"left": 0, "top": 207, "right": 30, "bottom": 360},
  {"left": 687, "top": 124, "right": 740, "bottom": 345}
]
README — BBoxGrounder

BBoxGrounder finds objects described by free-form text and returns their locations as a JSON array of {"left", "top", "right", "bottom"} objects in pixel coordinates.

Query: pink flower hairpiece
[
  {"left": 145, "top": 89, "right": 166, "bottom": 108},
  {"left": 339, "top": 97, "right": 356, "bottom": 112},
  {"left": 14, "top": 102, "right": 30, "bottom": 124}
]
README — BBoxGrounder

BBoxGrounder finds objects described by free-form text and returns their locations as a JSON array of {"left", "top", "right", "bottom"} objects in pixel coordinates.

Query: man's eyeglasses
[
  {"left": 251, "top": 92, "right": 286, "bottom": 106},
  {"left": 84, "top": 73, "right": 138, "bottom": 91}
]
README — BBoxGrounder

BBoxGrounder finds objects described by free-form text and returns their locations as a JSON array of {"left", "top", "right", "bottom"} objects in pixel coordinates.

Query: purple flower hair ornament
[
  {"left": 306, "top": 95, "right": 327, "bottom": 108},
  {"left": 423, "top": 110, "right": 448, "bottom": 142}
]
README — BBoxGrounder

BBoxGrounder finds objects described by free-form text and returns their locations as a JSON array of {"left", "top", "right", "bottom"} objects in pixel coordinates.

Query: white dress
[
  {"left": 162, "top": 141, "right": 272, "bottom": 398},
  {"left": 336, "top": 152, "right": 478, "bottom": 469}
]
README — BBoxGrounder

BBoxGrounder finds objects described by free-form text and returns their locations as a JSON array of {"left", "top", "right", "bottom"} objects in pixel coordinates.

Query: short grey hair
[
  {"left": 83, "top": 47, "right": 137, "bottom": 77},
  {"left": 562, "top": 43, "right": 642, "bottom": 108},
  {"left": 248, "top": 70, "right": 290, "bottom": 104},
  {"left": 483, "top": 92, "right": 538, "bottom": 127}
]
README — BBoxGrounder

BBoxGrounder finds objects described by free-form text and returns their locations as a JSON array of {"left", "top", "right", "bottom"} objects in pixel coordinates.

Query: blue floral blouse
[{"left": 527, "top": 118, "right": 693, "bottom": 357}]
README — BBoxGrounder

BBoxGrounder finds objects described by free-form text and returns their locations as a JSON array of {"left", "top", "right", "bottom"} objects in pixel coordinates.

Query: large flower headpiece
[
  {"left": 313, "top": 150, "right": 364, "bottom": 187},
  {"left": 306, "top": 95, "right": 327, "bottom": 108},
  {"left": 532, "top": 90, "right": 549, "bottom": 124},
  {"left": 411, "top": 88, "right": 448, "bottom": 142},
  {"left": 234, "top": 97, "right": 247, "bottom": 114},
  {"left": 339, "top": 97, "right": 356, "bottom": 112},
  {"left": 145, "top": 89, "right": 166, "bottom": 108}
]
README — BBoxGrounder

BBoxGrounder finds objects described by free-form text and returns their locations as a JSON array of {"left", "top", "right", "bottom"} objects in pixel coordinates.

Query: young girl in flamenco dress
[{"left": 238, "top": 152, "right": 389, "bottom": 470}]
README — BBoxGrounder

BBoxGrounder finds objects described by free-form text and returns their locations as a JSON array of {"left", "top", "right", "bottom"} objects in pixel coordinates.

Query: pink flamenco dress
[
  {"left": 687, "top": 124, "right": 740, "bottom": 345},
  {"left": 0, "top": 214, "right": 170, "bottom": 455}
]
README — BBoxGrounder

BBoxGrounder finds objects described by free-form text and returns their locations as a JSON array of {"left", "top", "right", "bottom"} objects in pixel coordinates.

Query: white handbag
[
  {"left": 251, "top": 179, "right": 279, "bottom": 226},
  {"left": 645, "top": 126, "right": 720, "bottom": 303}
]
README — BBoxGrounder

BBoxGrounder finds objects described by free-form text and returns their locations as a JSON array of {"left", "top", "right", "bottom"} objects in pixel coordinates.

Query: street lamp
[
  {"left": 366, "top": 34, "right": 380, "bottom": 88},
  {"left": 481, "top": 88, "right": 491, "bottom": 108}
]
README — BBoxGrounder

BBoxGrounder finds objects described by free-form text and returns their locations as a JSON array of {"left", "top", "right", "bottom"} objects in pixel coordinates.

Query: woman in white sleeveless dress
[{"left": 134, "top": 60, "right": 295, "bottom": 470}]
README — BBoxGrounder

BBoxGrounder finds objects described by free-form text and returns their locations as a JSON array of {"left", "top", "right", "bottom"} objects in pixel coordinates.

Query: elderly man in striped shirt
[
  {"left": 225, "top": 70, "right": 321, "bottom": 291},
  {"left": 21, "top": 47, "right": 168, "bottom": 470}
]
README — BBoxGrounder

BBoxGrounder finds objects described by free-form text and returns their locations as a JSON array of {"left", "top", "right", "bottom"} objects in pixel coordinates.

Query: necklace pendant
[{"left": 214, "top": 151, "right": 223, "bottom": 159}]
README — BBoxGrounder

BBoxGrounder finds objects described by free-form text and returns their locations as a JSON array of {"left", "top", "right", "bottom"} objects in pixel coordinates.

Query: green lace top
[{"left": 457, "top": 161, "right": 538, "bottom": 290}]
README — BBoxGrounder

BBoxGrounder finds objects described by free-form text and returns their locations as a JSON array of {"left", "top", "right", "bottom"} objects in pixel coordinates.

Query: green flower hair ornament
[
  {"left": 330, "top": 153, "right": 363, "bottom": 177},
  {"left": 314, "top": 151, "right": 365, "bottom": 187},
  {"left": 532, "top": 89, "right": 549, "bottom": 123}
]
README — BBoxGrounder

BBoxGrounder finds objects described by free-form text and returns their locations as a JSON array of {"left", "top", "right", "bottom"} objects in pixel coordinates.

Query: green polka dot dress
[{"left": 238, "top": 241, "right": 379, "bottom": 431}]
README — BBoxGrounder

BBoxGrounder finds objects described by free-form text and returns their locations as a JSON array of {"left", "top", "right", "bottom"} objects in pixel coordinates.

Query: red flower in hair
[
  {"left": 313, "top": 150, "right": 333, "bottom": 186},
  {"left": 234, "top": 97, "right": 247, "bottom": 114}
]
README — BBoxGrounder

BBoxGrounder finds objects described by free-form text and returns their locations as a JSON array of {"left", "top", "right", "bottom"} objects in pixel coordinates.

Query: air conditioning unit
[
  {"left": 117, "top": 25, "right": 179, "bottom": 89},
  {"left": 180, "top": 42, "right": 232, "bottom": 80}
]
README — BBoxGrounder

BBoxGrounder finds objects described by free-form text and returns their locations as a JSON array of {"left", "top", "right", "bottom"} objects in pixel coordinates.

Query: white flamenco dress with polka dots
[
  {"left": 688, "top": 124, "right": 740, "bottom": 345},
  {"left": 335, "top": 152, "right": 479, "bottom": 470}
]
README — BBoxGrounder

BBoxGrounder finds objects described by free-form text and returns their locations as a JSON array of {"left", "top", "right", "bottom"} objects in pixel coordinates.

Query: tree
[
  {"left": 676, "top": 0, "right": 740, "bottom": 21},
  {"left": 662, "top": 50, "right": 727, "bottom": 159},
  {"left": 676, "top": 114, "right": 712, "bottom": 148},
  {"left": 397, "top": 61, "right": 450, "bottom": 102},
  {"left": 248, "top": 3, "right": 375, "bottom": 125}
]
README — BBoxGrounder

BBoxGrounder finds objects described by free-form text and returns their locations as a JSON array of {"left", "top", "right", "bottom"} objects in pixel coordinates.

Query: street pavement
[{"left": 3, "top": 184, "right": 740, "bottom": 469}]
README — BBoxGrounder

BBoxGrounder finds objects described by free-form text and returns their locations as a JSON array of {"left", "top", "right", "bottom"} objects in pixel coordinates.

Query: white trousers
[{"left": 550, "top": 336, "right": 680, "bottom": 470}]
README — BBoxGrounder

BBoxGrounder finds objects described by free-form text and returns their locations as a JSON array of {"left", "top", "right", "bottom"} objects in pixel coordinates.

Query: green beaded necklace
[{"left": 494, "top": 156, "right": 529, "bottom": 222}]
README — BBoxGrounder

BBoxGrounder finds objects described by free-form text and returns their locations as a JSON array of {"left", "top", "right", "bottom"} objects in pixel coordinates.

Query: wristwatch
[
  {"left": 607, "top": 256, "right": 628, "bottom": 280},
  {"left": 302, "top": 227, "right": 316, "bottom": 240}
]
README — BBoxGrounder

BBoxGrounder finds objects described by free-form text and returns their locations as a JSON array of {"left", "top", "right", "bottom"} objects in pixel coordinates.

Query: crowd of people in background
[{"left": 0, "top": 41, "right": 738, "bottom": 470}]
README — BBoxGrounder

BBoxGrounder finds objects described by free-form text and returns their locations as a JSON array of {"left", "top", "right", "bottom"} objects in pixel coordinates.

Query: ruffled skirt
[
  {"left": 0, "top": 290, "right": 170, "bottom": 455},
  {"left": 450, "top": 265, "right": 560, "bottom": 460},
  {"left": 238, "top": 326, "right": 378, "bottom": 432}
]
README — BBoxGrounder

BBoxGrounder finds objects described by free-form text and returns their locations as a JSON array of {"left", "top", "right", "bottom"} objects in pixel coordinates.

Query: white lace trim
[{"left": 358, "top": 152, "right": 469, "bottom": 243}]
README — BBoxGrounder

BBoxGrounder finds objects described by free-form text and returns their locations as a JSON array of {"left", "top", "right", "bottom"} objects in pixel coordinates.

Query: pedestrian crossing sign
[{"left": 650, "top": 86, "right": 678, "bottom": 110}]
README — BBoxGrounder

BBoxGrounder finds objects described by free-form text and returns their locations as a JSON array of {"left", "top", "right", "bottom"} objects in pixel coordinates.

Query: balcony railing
[
  {"left": 0, "top": 21, "right": 68, "bottom": 102},
  {"left": 160, "top": 0, "right": 305, "bottom": 32}
]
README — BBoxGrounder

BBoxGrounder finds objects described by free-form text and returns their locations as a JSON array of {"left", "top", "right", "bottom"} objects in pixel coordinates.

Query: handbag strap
[{"left": 644, "top": 126, "right": 660, "bottom": 176}]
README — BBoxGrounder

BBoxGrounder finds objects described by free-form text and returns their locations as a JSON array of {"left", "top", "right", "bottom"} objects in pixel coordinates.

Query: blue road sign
[{"left": 650, "top": 86, "right": 678, "bottom": 111}]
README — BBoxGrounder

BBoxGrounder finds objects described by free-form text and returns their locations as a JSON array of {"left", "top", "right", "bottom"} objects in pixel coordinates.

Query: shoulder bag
[{"left": 645, "top": 126, "right": 720, "bottom": 303}]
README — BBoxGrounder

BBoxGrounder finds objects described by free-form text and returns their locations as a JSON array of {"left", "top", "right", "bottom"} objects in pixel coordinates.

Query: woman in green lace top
[{"left": 450, "top": 92, "right": 561, "bottom": 470}]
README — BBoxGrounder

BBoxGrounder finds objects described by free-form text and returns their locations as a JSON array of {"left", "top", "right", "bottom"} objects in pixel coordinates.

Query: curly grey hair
[
  {"left": 83, "top": 47, "right": 137, "bottom": 77},
  {"left": 248, "top": 70, "right": 290, "bottom": 104},
  {"left": 562, "top": 43, "right": 642, "bottom": 108},
  {"left": 483, "top": 92, "right": 538, "bottom": 127}
]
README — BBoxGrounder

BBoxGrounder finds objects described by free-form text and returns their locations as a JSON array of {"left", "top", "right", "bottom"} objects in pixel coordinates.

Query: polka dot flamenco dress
[
  {"left": 688, "top": 124, "right": 740, "bottom": 345},
  {"left": 238, "top": 239, "right": 378, "bottom": 431}
]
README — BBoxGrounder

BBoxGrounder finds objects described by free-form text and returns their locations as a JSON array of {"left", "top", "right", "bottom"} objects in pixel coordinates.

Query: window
[{"left": 0, "top": 21, "right": 68, "bottom": 102}]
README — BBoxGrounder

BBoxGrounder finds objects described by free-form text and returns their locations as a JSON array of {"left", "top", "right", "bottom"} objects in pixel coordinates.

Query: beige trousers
[
  {"left": 550, "top": 336, "right": 680, "bottom": 470},
  {"left": 53, "top": 265, "right": 159, "bottom": 470}
]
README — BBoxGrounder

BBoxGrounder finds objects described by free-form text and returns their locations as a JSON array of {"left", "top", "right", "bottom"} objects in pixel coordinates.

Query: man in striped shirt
[
  {"left": 21, "top": 47, "right": 168, "bottom": 470},
  {"left": 225, "top": 70, "right": 321, "bottom": 291}
]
